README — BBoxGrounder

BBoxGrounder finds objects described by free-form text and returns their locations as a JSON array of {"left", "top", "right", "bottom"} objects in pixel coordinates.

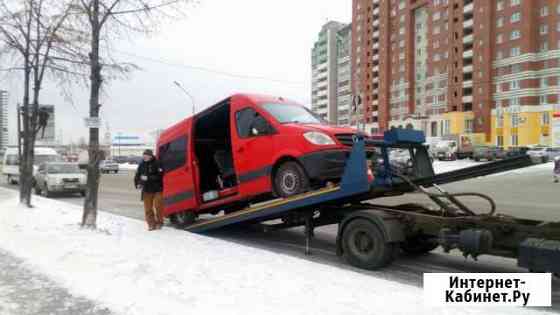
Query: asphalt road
[{"left": 2, "top": 164, "right": 560, "bottom": 309}]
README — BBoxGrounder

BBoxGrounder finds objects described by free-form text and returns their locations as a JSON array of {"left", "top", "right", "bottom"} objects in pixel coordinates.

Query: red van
[{"left": 157, "top": 94, "right": 366, "bottom": 225}]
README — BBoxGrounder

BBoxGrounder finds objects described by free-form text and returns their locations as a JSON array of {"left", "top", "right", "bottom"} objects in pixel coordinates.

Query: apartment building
[
  {"left": 353, "top": 0, "right": 560, "bottom": 147},
  {"left": 311, "top": 21, "right": 352, "bottom": 125}
]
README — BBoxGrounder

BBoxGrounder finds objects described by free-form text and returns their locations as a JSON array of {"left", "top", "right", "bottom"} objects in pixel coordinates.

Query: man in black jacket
[{"left": 134, "top": 149, "right": 164, "bottom": 230}]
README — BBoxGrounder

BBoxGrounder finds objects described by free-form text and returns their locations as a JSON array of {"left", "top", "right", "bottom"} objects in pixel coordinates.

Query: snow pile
[{"left": 0, "top": 189, "right": 553, "bottom": 315}]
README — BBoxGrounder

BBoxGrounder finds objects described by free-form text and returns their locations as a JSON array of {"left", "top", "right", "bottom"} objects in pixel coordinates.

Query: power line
[{"left": 111, "top": 49, "right": 307, "bottom": 87}]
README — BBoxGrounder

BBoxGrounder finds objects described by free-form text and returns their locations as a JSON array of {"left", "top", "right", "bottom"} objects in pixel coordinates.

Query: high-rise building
[
  {"left": 0, "top": 90, "right": 8, "bottom": 149},
  {"left": 311, "top": 21, "right": 352, "bottom": 125},
  {"left": 353, "top": 0, "right": 560, "bottom": 146}
]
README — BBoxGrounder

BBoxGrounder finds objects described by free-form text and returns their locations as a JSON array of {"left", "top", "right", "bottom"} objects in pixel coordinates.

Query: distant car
[
  {"left": 473, "top": 146, "right": 498, "bottom": 162},
  {"left": 113, "top": 156, "right": 129, "bottom": 164},
  {"left": 544, "top": 147, "right": 560, "bottom": 161},
  {"left": 100, "top": 160, "right": 119, "bottom": 173},
  {"left": 126, "top": 156, "right": 143, "bottom": 165},
  {"left": 505, "top": 146, "right": 530, "bottom": 158},
  {"left": 34, "top": 162, "right": 86, "bottom": 197},
  {"left": 527, "top": 147, "right": 549, "bottom": 163}
]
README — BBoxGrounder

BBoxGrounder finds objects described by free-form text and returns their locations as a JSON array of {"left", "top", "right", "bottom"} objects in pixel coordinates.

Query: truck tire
[
  {"left": 170, "top": 211, "right": 197, "bottom": 229},
  {"left": 273, "top": 161, "right": 309, "bottom": 198},
  {"left": 341, "top": 218, "right": 396, "bottom": 270}
]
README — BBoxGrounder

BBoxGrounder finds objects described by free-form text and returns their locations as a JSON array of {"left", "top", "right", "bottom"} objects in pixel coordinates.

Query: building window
[
  {"left": 511, "top": 113, "right": 519, "bottom": 128},
  {"left": 511, "top": 80, "right": 520, "bottom": 90},
  {"left": 510, "top": 12, "right": 521, "bottom": 23},
  {"left": 540, "top": 24, "right": 548, "bottom": 35},
  {"left": 540, "top": 41, "right": 548, "bottom": 52},
  {"left": 511, "top": 97, "right": 520, "bottom": 106},
  {"left": 497, "top": 34, "right": 503, "bottom": 43},
  {"left": 542, "top": 112, "right": 550, "bottom": 125},
  {"left": 497, "top": 0, "right": 504, "bottom": 11},
  {"left": 433, "top": 40, "right": 439, "bottom": 48},
  {"left": 512, "top": 63, "right": 521, "bottom": 73},
  {"left": 511, "top": 134, "right": 519, "bottom": 146},
  {"left": 434, "top": 26, "right": 440, "bottom": 34},
  {"left": 497, "top": 114, "right": 504, "bottom": 128},
  {"left": 496, "top": 83, "right": 502, "bottom": 93},
  {"left": 540, "top": 6, "right": 548, "bottom": 17},
  {"left": 510, "top": 46, "right": 521, "bottom": 57},
  {"left": 541, "top": 77, "right": 548, "bottom": 88},
  {"left": 510, "top": 30, "right": 520, "bottom": 40},
  {"left": 434, "top": 53, "right": 440, "bottom": 61},
  {"left": 511, "top": 0, "right": 521, "bottom": 6},
  {"left": 497, "top": 135, "right": 504, "bottom": 147},
  {"left": 433, "top": 12, "right": 440, "bottom": 21},
  {"left": 497, "top": 17, "right": 504, "bottom": 27},
  {"left": 496, "top": 51, "right": 503, "bottom": 59},
  {"left": 465, "top": 119, "right": 474, "bottom": 133},
  {"left": 540, "top": 95, "right": 548, "bottom": 105}
]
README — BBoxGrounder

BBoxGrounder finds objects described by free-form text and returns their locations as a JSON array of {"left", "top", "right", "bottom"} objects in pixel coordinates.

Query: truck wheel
[
  {"left": 342, "top": 218, "right": 395, "bottom": 270},
  {"left": 401, "top": 237, "right": 439, "bottom": 256},
  {"left": 170, "top": 211, "right": 197, "bottom": 229},
  {"left": 273, "top": 161, "right": 309, "bottom": 198}
]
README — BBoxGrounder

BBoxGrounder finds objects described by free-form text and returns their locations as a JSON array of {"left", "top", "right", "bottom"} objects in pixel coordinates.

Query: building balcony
[
  {"left": 373, "top": 65, "right": 379, "bottom": 72},
  {"left": 373, "top": 7, "right": 379, "bottom": 16},
  {"left": 463, "top": 2, "right": 474, "bottom": 13},
  {"left": 462, "top": 95, "right": 473, "bottom": 103},
  {"left": 463, "top": 19, "right": 473, "bottom": 29},
  {"left": 373, "top": 42, "right": 379, "bottom": 49},
  {"left": 373, "top": 19, "right": 379, "bottom": 27},
  {"left": 463, "top": 64, "right": 473, "bottom": 73},
  {"left": 373, "top": 31, "right": 379, "bottom": 38},
  {"left": 372, "top": 77, "right": 379, "bottom": 84},
  {"left": 463, "top": 80, "right": 473, "bottom": 88},
  {"left": 372, "top": 99, "right": 379, "bottom": 106},
  {"left": 462, "top": 49, "right": 473, "bottom": 58},
  {"left": 372, "top": 54, "right": 379, "bottom": 61},
  {"left": 463, "top": 34, "right": 474, "bottom": 44},
  {"left": 372, "top": 111, "right": 379, "bottom": 117}
]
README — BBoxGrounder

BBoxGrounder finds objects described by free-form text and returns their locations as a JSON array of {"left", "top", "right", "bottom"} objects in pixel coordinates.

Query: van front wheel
[{"left": 273, "top": 161, "right": 309, "bottom": 198}]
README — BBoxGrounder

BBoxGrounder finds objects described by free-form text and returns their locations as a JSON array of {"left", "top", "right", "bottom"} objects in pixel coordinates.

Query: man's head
[{"left": 143, "top": 149, "right": 154, "bottom": 162}]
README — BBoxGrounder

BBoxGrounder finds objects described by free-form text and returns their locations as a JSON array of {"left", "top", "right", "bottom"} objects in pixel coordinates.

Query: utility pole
[{"left": 173, "top": 81, "right": 196, "bottom": 115}]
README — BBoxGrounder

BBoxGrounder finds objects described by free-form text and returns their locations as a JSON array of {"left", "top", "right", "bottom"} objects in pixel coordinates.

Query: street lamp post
[{"left": 173, "top": 81, "right": 196, "bottom": 115}]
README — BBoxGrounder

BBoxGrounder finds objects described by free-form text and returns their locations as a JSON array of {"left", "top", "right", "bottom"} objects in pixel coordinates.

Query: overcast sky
[{"left": 2, "top": 0, "right": 351, "bottom": 145}]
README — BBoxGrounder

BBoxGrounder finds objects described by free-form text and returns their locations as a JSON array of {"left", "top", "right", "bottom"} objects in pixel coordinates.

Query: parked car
[
  {"left": 473, "top": 146, "right": 497, "bottom": 161},
  {"left": 527, "top": 147, "right": 549, "bottom": 163},
  {"left": 505, "top": 146, "right": 530, "bottom": 158},
  {"left": 34, "top": 162, "right": 86, "bottom": 197},
  {"left": 433, "top": 134, "right": 474, "bottom": 160},
  {"left": 100, "top": 160, "right": 119, "bottom": 173},
  {"left": 157, "top": 93, "right": 373, "bottom": 222},
  {"left": 126, "top": 156, "right": 143, "bottom": 165},
  {"left": 543, "top": 147, "right": 560, "bottom": 161},
  {"left": 2, "top": 147, "right": 62, "bottom": 185}
]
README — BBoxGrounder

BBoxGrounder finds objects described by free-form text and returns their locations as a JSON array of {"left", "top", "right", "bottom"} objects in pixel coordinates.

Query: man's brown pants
[{"left": 143, "top": 192, "right": 163, "bottom": 229}]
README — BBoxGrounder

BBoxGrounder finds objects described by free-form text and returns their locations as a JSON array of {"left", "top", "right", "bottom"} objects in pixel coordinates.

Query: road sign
[{"left": 84, "top": 117, "right": 101, "bottom": 128}]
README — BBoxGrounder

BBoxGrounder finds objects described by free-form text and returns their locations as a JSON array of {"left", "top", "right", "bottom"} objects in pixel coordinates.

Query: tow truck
[{"left": 179, "top": 129, "right": 560, "bottom": 273}]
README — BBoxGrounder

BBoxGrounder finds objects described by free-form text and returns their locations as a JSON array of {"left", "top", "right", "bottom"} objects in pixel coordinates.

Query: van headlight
[{"left": 303, "top": 132, "right": 335, "bottom": 145}]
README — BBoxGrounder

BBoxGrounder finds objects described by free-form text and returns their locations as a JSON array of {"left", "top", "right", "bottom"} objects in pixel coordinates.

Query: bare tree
[
  {"left": 68, "top": 0, "right": 191, "bottom": 228},
  {"left": 0, "top": 0, "right": 75, "bottom": 206}
]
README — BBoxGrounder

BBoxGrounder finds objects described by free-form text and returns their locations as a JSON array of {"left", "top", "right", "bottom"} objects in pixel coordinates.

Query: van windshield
[
  {"left": 47, "top": 164, "right": 80, "bottom": 174},
  {"left": 261, "top": 103, "right": 324, "bottom": 124}
]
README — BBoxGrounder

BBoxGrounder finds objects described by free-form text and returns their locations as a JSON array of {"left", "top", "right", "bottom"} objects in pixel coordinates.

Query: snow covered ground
[
  {"left": 432, "top": 159, "right": 554, "bottom": 176},
  {"left": 0, "top": 188, "right": 555, "bottom": 315}
]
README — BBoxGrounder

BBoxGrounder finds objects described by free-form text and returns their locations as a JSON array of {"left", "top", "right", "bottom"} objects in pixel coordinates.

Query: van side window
[
  {"left": 159, "top": 136, "right": 188, "bottom": 173},
  {"left": 236, "top": 108, "right": 273, "bottom": 138}
]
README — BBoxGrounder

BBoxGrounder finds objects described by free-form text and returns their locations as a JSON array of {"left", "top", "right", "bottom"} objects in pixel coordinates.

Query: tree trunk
[
  {"left": 82, "top": 0, "right": 102, "bottom": 228},
  {"left": 19, "top": 52, "right": 33, "bottom": 207}
]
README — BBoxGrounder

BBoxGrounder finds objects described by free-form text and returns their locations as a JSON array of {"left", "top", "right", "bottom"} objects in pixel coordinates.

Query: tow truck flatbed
[{"left": 180, "top": 129, "right": 560, "bottom": 274}]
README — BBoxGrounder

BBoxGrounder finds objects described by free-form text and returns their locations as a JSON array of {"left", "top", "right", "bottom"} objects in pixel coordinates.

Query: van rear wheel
[
  {"left": 273, "top": 161, "right": 309, "bottom": 198},
  {"left": 171, "top": 211, "right": 197, "bottom": 229}
]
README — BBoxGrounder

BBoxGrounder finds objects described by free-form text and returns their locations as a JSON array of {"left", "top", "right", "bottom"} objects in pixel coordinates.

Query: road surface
[{"left": 1, "top": 164, "right": 559, "bottom": 309}]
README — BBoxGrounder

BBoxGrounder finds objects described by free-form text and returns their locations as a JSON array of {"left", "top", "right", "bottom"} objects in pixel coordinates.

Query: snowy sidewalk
[
  {"left": 0, "top": 249, "right": 112, "bottom": 315},
  {"left": 0, "top": 187, "right": 555, "bottom": 315}
]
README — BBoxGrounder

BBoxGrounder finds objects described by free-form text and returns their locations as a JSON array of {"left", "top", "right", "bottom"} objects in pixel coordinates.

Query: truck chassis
[{"left": 179, "top": 130, "right": 560, "bottom": 273}]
